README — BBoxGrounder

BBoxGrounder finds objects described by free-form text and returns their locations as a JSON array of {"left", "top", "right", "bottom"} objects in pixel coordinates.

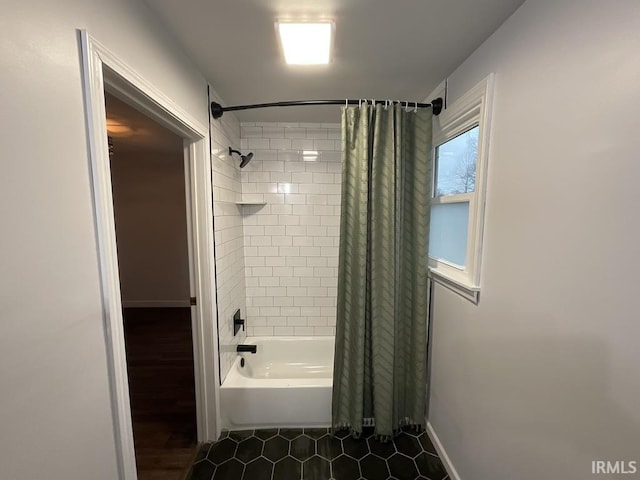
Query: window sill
[{"left": 428, "top": 267, "right": 480, "bottom": 304}]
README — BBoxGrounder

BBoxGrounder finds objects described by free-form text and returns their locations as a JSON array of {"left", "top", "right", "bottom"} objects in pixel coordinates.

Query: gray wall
[
  {"left": 427, "top": 1, "right": 640, "bottom": 479},
  {"left": 0, "top": 0, "right": 209, "bottom": 478},
  {"left": 110, "top": 150, "right": 191, "bottom": 307}
]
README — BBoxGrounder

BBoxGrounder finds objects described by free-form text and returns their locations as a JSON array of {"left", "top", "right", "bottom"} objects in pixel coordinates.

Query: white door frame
[{"left": 79, "top": 30, "right": 221, "bottom": 480}]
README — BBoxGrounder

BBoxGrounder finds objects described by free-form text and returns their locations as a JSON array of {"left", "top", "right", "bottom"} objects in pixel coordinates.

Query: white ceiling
[{"left": 143, "top": 0, "right": 525, "bottom": 123}]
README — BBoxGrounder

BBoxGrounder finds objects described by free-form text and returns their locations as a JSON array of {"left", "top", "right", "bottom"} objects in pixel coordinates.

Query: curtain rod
[{"left": 210, "top": 97, "right": 443, "bottom": 119}]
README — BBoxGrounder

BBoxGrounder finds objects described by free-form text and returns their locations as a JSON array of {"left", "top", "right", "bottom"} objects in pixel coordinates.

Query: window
[{"left": 428, "top": 75, "right": 494, "bottom": 303}]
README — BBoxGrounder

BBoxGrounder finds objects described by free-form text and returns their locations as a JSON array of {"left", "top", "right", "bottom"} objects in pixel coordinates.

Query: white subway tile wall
[
  {"left": 240, "top": 122, "right": 342, "bottom": 337},
  {"left": 210, "top": 93, "right": 248, "bottom": 382}
]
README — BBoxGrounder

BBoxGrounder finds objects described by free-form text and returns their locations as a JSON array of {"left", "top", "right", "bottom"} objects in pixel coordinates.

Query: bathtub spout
[{"left": 237, "top": 344, "right": 257, "bottom": 354}]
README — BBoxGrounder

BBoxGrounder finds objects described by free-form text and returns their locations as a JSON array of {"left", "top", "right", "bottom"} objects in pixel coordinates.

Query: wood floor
[{"left": 123, "top": 307, "right": 198, "bottom": 480}]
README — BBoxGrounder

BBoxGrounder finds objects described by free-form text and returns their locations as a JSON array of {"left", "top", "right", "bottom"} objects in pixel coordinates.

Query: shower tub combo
[{"left": 220, "top": 336, "right": 334, "bottom": 429}]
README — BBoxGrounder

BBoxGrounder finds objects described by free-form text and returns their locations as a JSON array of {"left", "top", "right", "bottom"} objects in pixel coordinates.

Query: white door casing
[{"left": 79, "top": 30, "right": 221, "bottom": 480}]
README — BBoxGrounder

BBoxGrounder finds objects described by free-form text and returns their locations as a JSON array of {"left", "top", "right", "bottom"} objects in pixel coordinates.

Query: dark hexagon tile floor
[{"left": 186, "top": 427, "right": 449, "bottom": 480}]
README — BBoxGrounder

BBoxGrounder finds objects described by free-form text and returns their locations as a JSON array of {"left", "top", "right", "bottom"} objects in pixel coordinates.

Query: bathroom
[
  {"left": 3, "top": 1, "right": 640, "bottom": 480},
  {"left": 208, "top": 94, "right": 443, "bottom": 478}
]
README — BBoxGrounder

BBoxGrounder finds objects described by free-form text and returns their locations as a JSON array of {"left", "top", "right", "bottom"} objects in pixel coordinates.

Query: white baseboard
[
  {"left": 122, "top": 300, "right": 190, "bottom": 308},
  {"left": 427, "top": 421, "right": 462, "bottom": 480}
]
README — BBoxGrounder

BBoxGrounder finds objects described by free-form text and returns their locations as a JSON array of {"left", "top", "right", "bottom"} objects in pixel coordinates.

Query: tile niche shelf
[{"left": 215, "top": 200, "right": 267, "bottom": 206}]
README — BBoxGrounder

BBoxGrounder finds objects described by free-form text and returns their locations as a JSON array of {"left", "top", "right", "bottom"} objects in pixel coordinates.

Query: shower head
[
  {"left": 239, "top": 152, "right": 253, "bottom": 168},
  {"left": 228, "top": 147, "right": 254, "bottom": 169}
]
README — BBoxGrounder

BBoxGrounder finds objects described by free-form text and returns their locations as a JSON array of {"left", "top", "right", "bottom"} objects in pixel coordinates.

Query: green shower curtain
[{"left": 332, "top": 103, "right": 432, "bottom": 439}]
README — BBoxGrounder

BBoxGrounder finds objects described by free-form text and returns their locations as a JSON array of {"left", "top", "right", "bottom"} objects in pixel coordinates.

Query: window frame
[{"left": 428, "top": 75, "right": 494, "bottom": 303}]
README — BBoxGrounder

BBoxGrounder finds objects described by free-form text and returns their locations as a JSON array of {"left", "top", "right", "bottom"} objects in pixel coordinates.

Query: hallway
[{"left": 124, "top": 308, "right": 198, "bottom": 480}]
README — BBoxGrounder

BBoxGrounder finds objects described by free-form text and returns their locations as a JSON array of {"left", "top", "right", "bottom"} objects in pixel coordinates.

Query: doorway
[
  {"left": 105, "top": 92, "right": 197, "bottom": 479},
  {"left": 81, "top": 31, "right": 220, "bottom": 480}
]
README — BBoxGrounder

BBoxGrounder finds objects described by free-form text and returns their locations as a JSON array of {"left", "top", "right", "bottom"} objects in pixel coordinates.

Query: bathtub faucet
[{"left": 237, "top": 344, "right": 257, "bottom": 354}]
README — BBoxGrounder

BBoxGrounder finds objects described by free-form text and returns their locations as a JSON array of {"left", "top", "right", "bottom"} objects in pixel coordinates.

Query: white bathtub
[{"left": 220, "top": 336, "right": 334, "bottom": 430}]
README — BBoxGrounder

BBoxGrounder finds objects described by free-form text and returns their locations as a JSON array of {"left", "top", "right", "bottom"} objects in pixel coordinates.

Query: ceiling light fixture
[
  {"left": 106, "top": 118, "right": 133, "bottom": 136},
  {"left": 276, "top": 21, "right": 334, "bottom": 65}
]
